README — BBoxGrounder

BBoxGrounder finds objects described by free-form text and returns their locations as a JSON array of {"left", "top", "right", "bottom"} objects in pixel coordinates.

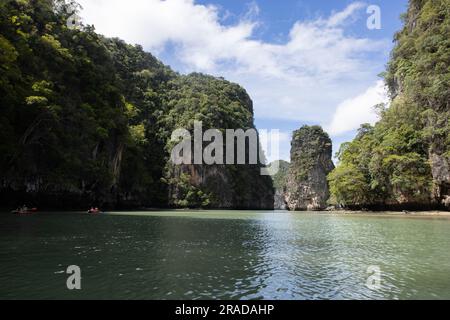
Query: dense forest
[
  {"left": 328, "top": 0, "right": 450, "bottom": 210},
  {"left": 1, "top": 0, "right": 449, "bottom": 211},
  {"left": 0, "top": 0, "right": 273, "bottom": 209}
]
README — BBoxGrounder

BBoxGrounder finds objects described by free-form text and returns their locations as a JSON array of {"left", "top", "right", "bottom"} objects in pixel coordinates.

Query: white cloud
[
  {"left": 325, "top": 80, "right": 389, "bottom": 136},
  {"left": 77, "top": 0, "right": 257, "bottom": 69},
  {"left": 327, "top": 2, "right": 366, "bottom": 27},
  {"left": 77, "top": 0, "right": 390, "bottom": 126}
]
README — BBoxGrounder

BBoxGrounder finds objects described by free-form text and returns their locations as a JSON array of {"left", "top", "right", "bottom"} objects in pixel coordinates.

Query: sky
[{"left": 76, "top": 0, "right": 409, "bottom": 162}]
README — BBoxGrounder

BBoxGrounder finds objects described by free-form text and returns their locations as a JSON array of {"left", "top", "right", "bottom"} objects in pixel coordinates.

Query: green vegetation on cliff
[
  {"left": 290, "top": 126, "right": 333, "bottom": 181},
  {"left": 328, "top": 0, "right": 450, "bottom": 210},
  {"left": 284, "top": 125, "right": 335, "bottom": 211},
  {"left": 270, "top": 160, "right": 290, "bottom": 191},
  {"left": 0, "top": 0, "right": 273, "bottom": 209}
]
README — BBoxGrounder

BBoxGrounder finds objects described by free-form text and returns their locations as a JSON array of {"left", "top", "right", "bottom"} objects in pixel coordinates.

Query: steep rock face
[
  {"left": 274, "top": 190, "right": 287, "bottom": 210},
  {"left": 284, "top": 126, "right": 334, "bottom": 211},
  {"left": 430, "top": 151, "right": 450, "bottom": 209},
  {"left": 0, "top": 133, "right": 127, "bottom": 210},
  {"left": 168, "top": 164, "right": 274, "bottom": 209},
  {"left": 385, "top": 0, "right": 450, "bottom": 210},
  {"left": 328, "top": 0, "right": 450, "bottom": 211},
  {"left": 427, "top": 110, "right": 450, "bottom": 209},
  {"left": 0, "top": 2, "right": 273, "bottom": 210},
  {"left": 164, "top": 74, "right": 274, "bottom": 209}
]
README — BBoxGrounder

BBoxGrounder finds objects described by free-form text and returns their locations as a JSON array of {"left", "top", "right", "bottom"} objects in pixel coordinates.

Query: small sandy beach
[{"left": 327, "top": 210, "right": 450, "bottom": 219}]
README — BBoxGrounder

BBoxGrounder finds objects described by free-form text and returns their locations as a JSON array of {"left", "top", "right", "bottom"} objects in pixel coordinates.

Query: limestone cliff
[
  {"left": 0, "top": 0, "right": 274, "bottom": 210},
  {"left": 284, "top": 126, "right": 334, "bottom": 211},
  {"left": 168, "top": 164, "right": 274, "bottom": 209},
  {"left": 429, "top": 145, "right": 450, "bottom": 209},
  {"left": 164, "top": 74, "right": 274, "bottom": 210}
]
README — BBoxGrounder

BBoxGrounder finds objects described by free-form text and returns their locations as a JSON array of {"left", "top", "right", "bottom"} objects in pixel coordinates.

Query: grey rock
[
  {"left": 430, "top": 152, "right": 450, "bottom": 206},
  {"left": 284, "top": 126, "right": 334, "bottom": 211}
]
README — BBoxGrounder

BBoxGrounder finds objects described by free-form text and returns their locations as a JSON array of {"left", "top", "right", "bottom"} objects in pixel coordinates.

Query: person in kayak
[{"left": 12, "top": 205, "right": 37, "bottom": 214}]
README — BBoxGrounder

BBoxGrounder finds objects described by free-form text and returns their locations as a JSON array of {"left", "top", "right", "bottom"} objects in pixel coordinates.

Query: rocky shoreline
[{"left": 308, "top": 210, "right": 450, "bottom": 217}]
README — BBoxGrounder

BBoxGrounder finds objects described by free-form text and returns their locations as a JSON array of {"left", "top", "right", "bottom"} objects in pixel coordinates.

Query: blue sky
[{"left": 77, "top": 0, "right": 408, "bottom": 162}]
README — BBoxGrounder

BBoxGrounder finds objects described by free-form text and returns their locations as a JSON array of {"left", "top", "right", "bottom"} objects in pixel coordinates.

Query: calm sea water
[{"left": 0, "top": 210, "right": 449, "bottom": 300}]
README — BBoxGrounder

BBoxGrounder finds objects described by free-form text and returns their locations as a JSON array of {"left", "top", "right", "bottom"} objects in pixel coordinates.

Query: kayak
[{"left": 12, "top": 208, "right": 38, "bottom": 215}]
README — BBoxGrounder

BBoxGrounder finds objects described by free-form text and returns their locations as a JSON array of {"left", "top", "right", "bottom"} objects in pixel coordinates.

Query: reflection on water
[{"left": 0, "top": 211, "right": 449, "bottom": 299}]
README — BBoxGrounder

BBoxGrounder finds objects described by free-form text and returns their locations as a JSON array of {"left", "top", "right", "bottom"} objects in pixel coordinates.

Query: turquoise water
[{"left": 1, "top": 210, "right": 450, "bottom": 300}]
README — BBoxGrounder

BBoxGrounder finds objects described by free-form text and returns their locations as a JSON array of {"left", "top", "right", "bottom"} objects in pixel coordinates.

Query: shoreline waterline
[{"left": 3, "top": 209, "right": 450, "bottom": 219}]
